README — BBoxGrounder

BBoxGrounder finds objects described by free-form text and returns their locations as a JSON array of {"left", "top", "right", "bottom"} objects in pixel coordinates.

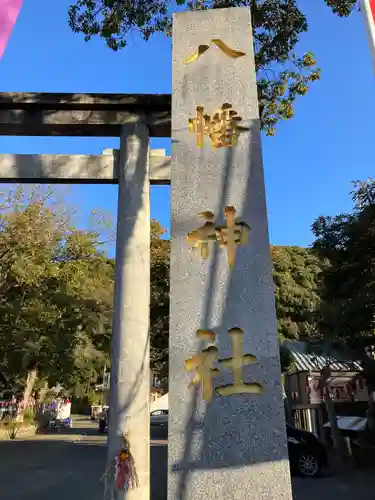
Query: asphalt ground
[{"left": 1, "top": 417, "right": 374, "bottom": 500}]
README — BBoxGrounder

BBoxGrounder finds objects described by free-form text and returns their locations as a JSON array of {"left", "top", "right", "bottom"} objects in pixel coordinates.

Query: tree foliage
[
  {"left": 150, "top": 220, "right": 169, "bottom": 385},
  {"left": 310, "top": 176, "right": 375, "bottom": 426},
  {"left": 272, "top": 245, "right": 323, "bottom": 340},
  {"left": 279, "top": 341, "right": 294, "bottom": 372},
  {"left": 0, "top": 186, "right": 171, "bottom": 399},
  {"left": 310, "top": 177, "right": 375, "bottom": 421},
  {"left": 68, "top": 0, "right": 356, "bottom": 135},
  {"left": 0, "top": 183, "right": 350, "bottom": 398},
  {"left": 312, "top": 178, "right": 375, "bottom": 348},
  {"left": 0, "top": 186, "right": 114, "bottom": 398},
  {"left": 310, "top": 178, "right": 375, "bottom": 434}
]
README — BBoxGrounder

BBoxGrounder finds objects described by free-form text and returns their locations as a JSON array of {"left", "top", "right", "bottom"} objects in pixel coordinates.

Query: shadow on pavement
[
  {"left": 0, "top": 433, "right": 167, "bottom": 500},
  {"left": 37, "top": 425, "right": 101, "bottom": 437},
  {"left": 3, "top": 435, "right": 375, "bottom": 500}
]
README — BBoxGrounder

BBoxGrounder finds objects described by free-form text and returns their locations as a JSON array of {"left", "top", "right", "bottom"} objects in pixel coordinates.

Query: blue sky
[{"left": 0, "top": 0, "right": 373, "bottom": 252}]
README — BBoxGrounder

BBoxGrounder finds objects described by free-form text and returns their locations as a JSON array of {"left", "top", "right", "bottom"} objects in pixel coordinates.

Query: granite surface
[{"left": 169, "top": 7, "right": 293, "bottom": 500}]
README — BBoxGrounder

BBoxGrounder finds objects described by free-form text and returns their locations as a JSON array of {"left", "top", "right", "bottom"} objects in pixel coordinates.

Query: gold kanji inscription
[
  {"left": 184, "top": 39, "right": 246, "bottom": 64},
  {"left": 186, "top": 207, "right": 251, "bottom": 269},
  {"left": 185, "top": 327, "right": 264, "bottom": 401},
  {"left": 188, "top": 103, "right": 249, "bottom": 149},
  {"left": 216, "top": 206, "right": 251, "bottom": 269},
  {"left": 185, "top": 211, "right": 217, "bottom": 259},
  {"left": 216, "top": 328, "right": 264, "bottom": 397},
  {"left": 185, "top": 329, "right": 220, "bottom": 401}
]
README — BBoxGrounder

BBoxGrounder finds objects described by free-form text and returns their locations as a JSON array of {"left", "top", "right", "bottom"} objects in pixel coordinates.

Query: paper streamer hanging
[
  {"left": 0, "top": 0, "right": 23, "bottom": 59},
  {"left": 184, "top": 39, "right": 246, "bottom": 64}
]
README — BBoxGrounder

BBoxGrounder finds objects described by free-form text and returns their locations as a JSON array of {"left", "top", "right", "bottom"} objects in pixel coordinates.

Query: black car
[{"left": 286, "top": 424, "right": 328, "bottom": 478}]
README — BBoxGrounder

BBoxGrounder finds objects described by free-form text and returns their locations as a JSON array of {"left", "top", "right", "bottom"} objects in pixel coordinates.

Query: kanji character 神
[{"left": 186, "top": 207, "right": 251, "bottom": 268}]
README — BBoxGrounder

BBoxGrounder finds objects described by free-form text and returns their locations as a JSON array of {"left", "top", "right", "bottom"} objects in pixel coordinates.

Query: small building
[{"left": 283, "top": 341, "right": 368, "bottom": 436}]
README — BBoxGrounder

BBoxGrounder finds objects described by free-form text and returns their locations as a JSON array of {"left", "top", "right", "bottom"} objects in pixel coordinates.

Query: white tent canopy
[{"left": 150, "top": 393, "right": 168, "bottom": 412}]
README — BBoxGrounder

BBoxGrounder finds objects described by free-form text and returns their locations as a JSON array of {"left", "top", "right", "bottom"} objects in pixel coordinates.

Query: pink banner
[{"left": 0, "top": 0, "right": 23, "bottom": 59}]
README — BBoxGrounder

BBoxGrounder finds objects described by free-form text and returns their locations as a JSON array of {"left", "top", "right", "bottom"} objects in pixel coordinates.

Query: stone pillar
[
  {"left": 107, "top": 121, "right": 150, "bottom": 500},
  {"left": 169, "top": 7, "right": 292, "bottom": 500}
]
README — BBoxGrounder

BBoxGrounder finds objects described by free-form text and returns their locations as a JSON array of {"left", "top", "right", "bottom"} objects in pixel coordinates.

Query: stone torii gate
[
  {"left": 0, "top": 6, "right": 292, "bottom": 500},
  {"left": 0, "top": 91, "right": 171, "bottom": 499}
]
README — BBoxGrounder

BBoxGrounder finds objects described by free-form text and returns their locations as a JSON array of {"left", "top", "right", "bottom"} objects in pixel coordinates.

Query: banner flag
[{"left": 0, "top": 0, "right": 23, "bottom": 59}]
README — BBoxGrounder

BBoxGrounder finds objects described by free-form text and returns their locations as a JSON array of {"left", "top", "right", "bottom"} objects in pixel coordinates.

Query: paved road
[
  {"left": 0, "top": 417, "right": 168, "bottom": 500},
  {"left": 1, "top": 418, "right": 375, "bottom": 500},
  {"left": 292, "top": 473, "right": 375, "bottom": 500}
]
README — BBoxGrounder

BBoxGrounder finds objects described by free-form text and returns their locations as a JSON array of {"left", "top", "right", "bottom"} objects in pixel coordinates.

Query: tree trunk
[
  {"left": 17, "top": 368, "right": 38, "bottom": 420},
  {"left": 38, "top": 381, "right": 48, "bottom": 403},
  {"left": 35, "top": 380, "right": 48, "bottom": 416}
]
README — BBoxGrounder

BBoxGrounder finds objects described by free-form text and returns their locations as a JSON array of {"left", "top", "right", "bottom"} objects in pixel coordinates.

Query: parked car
[
  {"left": 286, "top": 424, "right": 328, "bottom": 478},
  {"left": 98, "top": 408, "right": 169, "bottom": 433},
  {"left": 150, "top": 409, "right": 168, "bottom": 428}
]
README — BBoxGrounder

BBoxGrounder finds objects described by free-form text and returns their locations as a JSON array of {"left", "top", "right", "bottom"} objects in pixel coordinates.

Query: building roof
[{"left": 283, "top": 340, "right": 363, "bottom": 373}]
